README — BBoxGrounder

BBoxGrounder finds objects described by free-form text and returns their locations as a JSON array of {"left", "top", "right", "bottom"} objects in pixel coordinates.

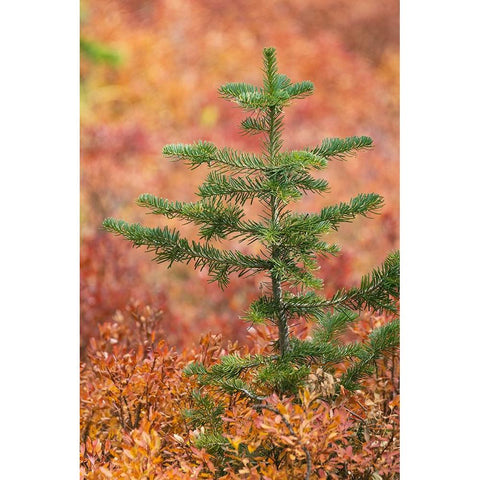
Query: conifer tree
[{"left": 103, "top": 48, "right": 399, "bottom": 470}]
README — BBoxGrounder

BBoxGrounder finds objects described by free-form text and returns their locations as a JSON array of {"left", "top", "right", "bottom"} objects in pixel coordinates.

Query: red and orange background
[{"left": 80, "top": 0, "right": 399, "bottom": 354}]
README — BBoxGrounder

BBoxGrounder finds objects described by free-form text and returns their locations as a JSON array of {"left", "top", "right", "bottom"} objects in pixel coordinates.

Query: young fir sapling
[{"left": 103, "top": 47, "right": 399, "bottom": 459}]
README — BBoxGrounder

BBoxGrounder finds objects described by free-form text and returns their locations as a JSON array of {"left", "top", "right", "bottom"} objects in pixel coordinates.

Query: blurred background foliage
[{"left": 80, "top": 0, "right": 399, "bottom": 356}]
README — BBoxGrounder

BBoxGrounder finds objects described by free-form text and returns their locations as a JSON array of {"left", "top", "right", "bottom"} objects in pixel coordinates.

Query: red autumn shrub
[{"left": 81, "top": 304, "right": 399, "bottom": 479}]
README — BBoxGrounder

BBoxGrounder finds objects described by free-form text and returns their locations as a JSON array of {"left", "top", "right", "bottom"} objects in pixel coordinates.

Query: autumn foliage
[{"left": 81, "top": 305, "right": 398, "bottom": 479}]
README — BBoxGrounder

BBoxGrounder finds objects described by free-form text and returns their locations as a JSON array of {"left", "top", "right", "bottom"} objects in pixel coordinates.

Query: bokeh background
[{"left": 80, "top": 0, "right": 399, "bottom": 356}]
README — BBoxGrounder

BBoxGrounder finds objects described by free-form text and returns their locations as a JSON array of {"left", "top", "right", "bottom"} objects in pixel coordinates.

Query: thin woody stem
[
  {"left": 265, "top": 105, "right": 290, "bottom": 356},
  {"left": 271, "top": 242, "right": 289, "bottom": 355}
]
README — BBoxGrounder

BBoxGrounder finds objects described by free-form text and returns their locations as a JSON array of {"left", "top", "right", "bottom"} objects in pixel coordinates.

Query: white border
[
  {"left": 1, "top": 1, "right": 79, "bottom": 477},
  {"left": 401, "top": 0, "right": 480, "bottom": 477}
]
